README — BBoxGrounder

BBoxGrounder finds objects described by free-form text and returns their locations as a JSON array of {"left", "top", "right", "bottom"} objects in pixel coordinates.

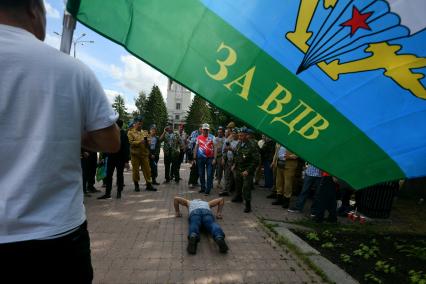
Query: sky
[{"left": 44, "top": 0, "right": 170, "bottom": 113}]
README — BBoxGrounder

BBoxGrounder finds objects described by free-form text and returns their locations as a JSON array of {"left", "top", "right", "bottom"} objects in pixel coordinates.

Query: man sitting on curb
[{"left": 174, "top": 196, "right": 229, "bottom": 255}]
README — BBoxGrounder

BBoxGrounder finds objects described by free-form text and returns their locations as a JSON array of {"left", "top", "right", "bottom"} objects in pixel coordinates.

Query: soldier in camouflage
[
  {"left": 127, "top": 116, "right": 157, "bottom": 192},
  {"left": 160, "top": 125, "right": 181, "bottom": 183},
  {"left": 231, "top": 127, "right": 260, "bottom": 213}
]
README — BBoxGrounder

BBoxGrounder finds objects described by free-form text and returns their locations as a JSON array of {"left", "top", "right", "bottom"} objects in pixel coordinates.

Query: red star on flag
[{"left": 341, "top": 6, "right": 373, "bottom": 35}]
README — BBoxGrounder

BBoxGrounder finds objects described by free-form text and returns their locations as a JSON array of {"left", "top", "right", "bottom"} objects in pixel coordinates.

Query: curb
[{"left": 265, "top": 221, "right": 359, "bottom": 284}]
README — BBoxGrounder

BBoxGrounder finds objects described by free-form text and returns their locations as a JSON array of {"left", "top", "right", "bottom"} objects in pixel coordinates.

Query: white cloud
[
  {"left": 44, "top": 33, "right": 60, "bottom": 49},
  {"left": 109, "top": 55, "right": 168, "bottom": 99},
  {"left": 104, "top": 89, "right": 120, "bottom": 103},
  {"left": 44, "top": 1, "right": 60, "bottom": 19},
  {"left": 78, "top": 50, "right": 112, "bottom": 74},
  {"left": 104, "top": 89, "right": 137, "bottom": 113}
]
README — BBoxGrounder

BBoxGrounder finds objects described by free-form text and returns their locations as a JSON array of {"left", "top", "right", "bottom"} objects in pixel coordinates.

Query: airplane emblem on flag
[{"left": 286, "top": 0, "right": 426, "bottom": 99}]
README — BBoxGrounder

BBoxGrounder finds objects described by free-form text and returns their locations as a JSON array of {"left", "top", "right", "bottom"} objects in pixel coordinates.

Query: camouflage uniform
[
  {"left": 128, "top": 128, "right": 152, "bottom": 189},
  {"left": 233, "top": 139, "right": 260, "bottom": 210},
  {"left": 162, "top": 131, "right": 181, "bottom": 182}
]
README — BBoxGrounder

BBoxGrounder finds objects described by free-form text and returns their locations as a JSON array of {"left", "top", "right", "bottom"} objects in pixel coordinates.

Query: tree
[
  {"left": 185, "top": 95, "right": 213, "bottom": 133},
  {"left": 144, "top": 85, "right": 168, "bottom": 131},
  {"left": 210, "top": 105, "right": 231, "bottom": 131},
  {"left": 112, "top": 94, "right": 130, "bottom": 125},
  {"left": 134, "top": 91, "right": 147, "bottom": 116}
]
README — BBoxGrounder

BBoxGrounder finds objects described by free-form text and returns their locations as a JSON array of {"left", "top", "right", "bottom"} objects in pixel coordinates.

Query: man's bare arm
[
  {"left": 208, "top": 198, "right": 224, "bottom": 219},
  {"left": 82, "top": 124, "right": 120, "bottom": 153},
  {"left": 174, "top": 196, "right": 189, "bottom": 217}
]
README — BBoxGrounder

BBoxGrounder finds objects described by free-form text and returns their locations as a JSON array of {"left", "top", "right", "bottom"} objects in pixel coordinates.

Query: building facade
[{"left": 166, "top": 80, "right": 192, "bottom": 129}]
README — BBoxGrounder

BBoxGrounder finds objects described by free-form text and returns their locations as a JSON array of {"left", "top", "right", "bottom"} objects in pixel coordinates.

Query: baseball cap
[
  {"left": 202, "top": 123, "right": 210, "bottom": 130},
  {"left": 239, "top": 126, "right": 249, "bottom": 134},
  {"left": 133, "top": 116, "right": 143, "bottom": 123}
]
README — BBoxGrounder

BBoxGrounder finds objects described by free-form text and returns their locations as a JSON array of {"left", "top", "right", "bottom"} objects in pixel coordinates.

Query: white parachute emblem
[{"left": 297, "top": 0, "right": 426, "bottom": 74}]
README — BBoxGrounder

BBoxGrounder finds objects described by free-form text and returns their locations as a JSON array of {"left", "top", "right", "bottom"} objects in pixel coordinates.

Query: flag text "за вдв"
[{"left": 204, "top": 42, "right": 329, "bottom": 140}]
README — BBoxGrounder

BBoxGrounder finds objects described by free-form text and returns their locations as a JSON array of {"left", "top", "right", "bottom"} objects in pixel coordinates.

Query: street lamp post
[
  {"left": 54, "top": 32, "right": 94, "bottom": 58},
  {"left": 73, "top": 33, "right": 94, "bottom": 58}
]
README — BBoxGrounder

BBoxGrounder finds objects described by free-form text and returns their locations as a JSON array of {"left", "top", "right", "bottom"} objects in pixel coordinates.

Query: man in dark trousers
[
  {"left": 98, "top": 119, "right": 130, "bottom": 199},
  {"left": 86, "top": 151, "right": 99, "bottom": 193},
  {"left": 149, "top": 124, "right": 161, "bottom": 185}
]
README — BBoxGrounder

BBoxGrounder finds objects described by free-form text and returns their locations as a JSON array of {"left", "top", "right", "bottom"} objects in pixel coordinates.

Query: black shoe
[
  {"left": 134, "top": 182, "right": 140, "bottom": 192},
  {"left": 266, "top": 192, "right": 277, "bottom": 199},
  {"left": 87, "top": 186, "right": 100, "bottom": 193},
  {"left": 97, "top": 194, "right": 111, "bottom": 200},
  {"left": 163, "top": 180, "right": 170, "bottom": 184},
  {"left": 244, "top": 201, "right": 252, "bottom": 213},
  {"left": 282, "top": 197, "right": 290, "bottom": 209},
  {"left": 215, "top": 238, "right": 229, "bottom": 253},
  {"left": 116, "top": 191, "right": 122, "bottom": 199},
  {"left": 198, "top": 189, "right": 205, "bottom": 194},
  {"left": 152, "top": 180, "right": 160, "bottom": 185},
  {"left": 187, "top": 236, "right": 198, "bottom": 255},
  {"left": 231, "top": 195, "right": 243, "bottom": 203},
  {"left": 218, "top": 191, "right": 229, "bottom": 196},
  {"left": 272, "top": 196, "right": 284, "bottom": 205},
  {"left": 146, "top": 184, "right": 157, "bottom": 191}
]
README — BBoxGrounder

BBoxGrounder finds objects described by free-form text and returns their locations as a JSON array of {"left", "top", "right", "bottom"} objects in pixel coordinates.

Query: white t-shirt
[
  {"left": 188, "top": 199, "right": 211, "bottom": 215},
  {"left": 0, "top": 25, "right": 117, "bottom": 243}
]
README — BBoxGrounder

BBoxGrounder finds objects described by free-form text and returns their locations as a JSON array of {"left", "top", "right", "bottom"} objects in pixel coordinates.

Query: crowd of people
[
  {"left": 0, "top": 1, "right": 349, "bottom": 281},
  {"left": 83, "top": 116, "right": 348, "bottom": 224}
]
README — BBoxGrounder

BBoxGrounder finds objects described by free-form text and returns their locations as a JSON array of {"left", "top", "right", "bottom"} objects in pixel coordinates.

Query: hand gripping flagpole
[{"left": 59, "top": 10, "right": 76, "bottom": 54}]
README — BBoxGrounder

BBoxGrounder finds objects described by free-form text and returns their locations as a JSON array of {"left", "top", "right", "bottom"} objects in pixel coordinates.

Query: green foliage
[
  {"left": 340, "top": 254, "right": 352, "bottom": 264},
  {"left": 112, "top": 94, "right": 130, "bottom": 125},
  {"left": 409, "top": 270, "right": 426, "bottom": 284},
  {"left": 134, "top": 91, "right": 147, "bottom": 116},
  {"left": 354, "top": 243, "right": 379, "bottom": 259},
  {"left": 395, "top": 241, "right": 426, "bottom": 261},
  {"left": 321, "top": 242, "right": 335, "bottom": 249},
  {"left": 306, "top": 232, "right": 320, "bottom": 241},
  {"left": 364, "top": 273, "right": 383, "bottom": 284},
  {"left": 321, "top": 230, "right": 333, "bottom": 239},
  {"left": 185, "top": 95, "right": 213, "bottom": 133},
  {"left": 144, "top": 85, "right": 168, "bottom": 132},
  {"left": 375, "top": 260, "right": 396, "bottom": 274}
]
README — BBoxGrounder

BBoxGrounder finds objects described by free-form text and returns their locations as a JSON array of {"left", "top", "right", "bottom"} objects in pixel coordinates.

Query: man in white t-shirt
[
  {"left": 0, "top": 1, "right": 120, "bottom": 282},
  {"left": 174, "top": 196, "right": 229, "bottom": 255}
]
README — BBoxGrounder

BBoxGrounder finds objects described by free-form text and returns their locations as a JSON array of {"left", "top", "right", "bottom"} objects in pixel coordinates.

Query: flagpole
[{"left": 59, "top": 10, "right": 76, "bottom": 54}]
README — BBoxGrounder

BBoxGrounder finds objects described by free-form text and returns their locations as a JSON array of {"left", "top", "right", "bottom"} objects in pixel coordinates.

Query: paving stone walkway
[{"left": 85, "top": 157, "right": 324, "bottom": 284}]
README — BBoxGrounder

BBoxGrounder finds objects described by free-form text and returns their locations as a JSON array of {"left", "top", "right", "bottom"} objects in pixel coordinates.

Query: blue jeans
[
  {"left": 263, "top": 160, "right": 273, "bottom": 188},
  {"left": 188, "top": 209, "right": 225, "bottom": 240},
  {"left": 197, "top": 157, "right": 213, "bottom": 193},
  {"left": 295, "top": 175, "right": 321, "bottom": 211}
]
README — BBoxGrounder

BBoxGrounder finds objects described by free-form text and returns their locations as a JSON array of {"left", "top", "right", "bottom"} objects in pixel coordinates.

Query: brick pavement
[{"left": 85, "top": 158, "right": 323, "bottom": 284}]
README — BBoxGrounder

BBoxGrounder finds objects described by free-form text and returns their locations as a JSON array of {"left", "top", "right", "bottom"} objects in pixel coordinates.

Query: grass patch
[{"left": 259, "top": 218, "right": 332, "bottom": 284}]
